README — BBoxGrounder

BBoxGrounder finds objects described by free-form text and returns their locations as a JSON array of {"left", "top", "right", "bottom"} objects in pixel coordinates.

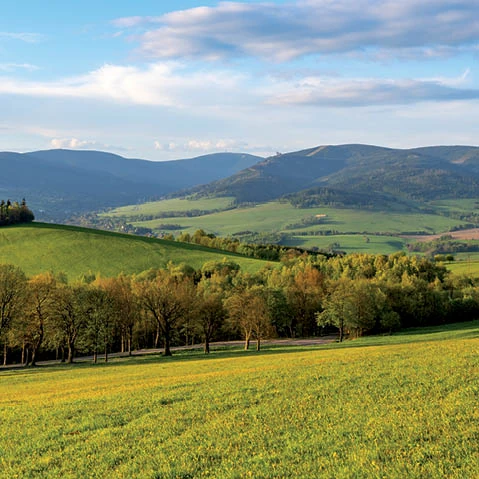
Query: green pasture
[
  {"left": 0, "top": 223, "right": 268, "bottom": 279},
  {"left": 446, "top": 253, "right": 479, "bottom": 278},
  {"left": 128, "top": 201, "right": 463, "bottom": 237},
  {"left": 1, "top": 322, "right": 478, "bottom": 478},
  {"left": 103, "top": 197, "right": 235, "bottom": 218},
  {"left": 287, "top": 234, "right": 407, "bottom": 254},
  {"left": 427, "top": 198, "right": 479, "bottom": 215}
]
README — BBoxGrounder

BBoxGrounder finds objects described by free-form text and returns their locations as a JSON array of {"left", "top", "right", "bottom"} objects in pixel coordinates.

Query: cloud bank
[
  {"left": 0, "top": 62, "right": 476, "bottom": 108},
  {"left": 113, "top": 1, "right": 479, "bottom": 61}
]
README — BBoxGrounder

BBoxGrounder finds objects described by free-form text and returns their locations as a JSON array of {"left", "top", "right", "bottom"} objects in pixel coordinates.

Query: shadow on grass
[{"left": 2, "top": 320, "right": 478, "bottom": 376}]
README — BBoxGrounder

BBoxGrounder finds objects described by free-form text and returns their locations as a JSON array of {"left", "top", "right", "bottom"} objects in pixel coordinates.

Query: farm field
[
  {"left": 122, "top": 201, "right": 464, "bottom": 237},
  {"left": 0, "top": 223, "right": 268, "bottom": 279},
  {"left": 1, "top": 322, "right": 478, "bottom": 478}
]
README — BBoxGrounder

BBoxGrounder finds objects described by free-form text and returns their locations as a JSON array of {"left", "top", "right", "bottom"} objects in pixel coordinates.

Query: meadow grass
[
  {"left": 287, "top": 234, "right": 407, "bottom": 254},
  {"left": 0, "top": 223, "right": 268, "bottom": 279},
  {"left": 427, "top": 198, "right": 479, "bottom": 215},
  {"left": 1, "top": 322, "right": 478, "bottom": 478},
  {"left": 103, "top": 197, "right": 235, "bottom": 218},
  {"left": 127, "top": 202, "right": 464, "bottom": 237},
  {"left": 446, "top": 257, "right": 479, "bottom": 278}
]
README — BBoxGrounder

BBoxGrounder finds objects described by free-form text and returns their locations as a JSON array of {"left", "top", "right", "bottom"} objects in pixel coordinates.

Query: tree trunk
[
  {"left": 128, "top": 326, "right": 133, "bottom": 356},
  {"left": 163, "top": 327, "right": 172, "bottom": 356},
  {"left": 204, "top": 338, "right": 210, "bottom": 354},
  {"left": 2, "top": 342, "right": 6, "bottom": 366},
  {"left": 93, "top": 350, "right": 97, "bottom": 364},
  {"left": 30, "top": 347, "right": 38, "bottom": 367},
  {"left": 244, "top": 336, "right": 250, "bottom": 350},
  {"left": 67, "top": 343, "right": 74, "bottom": 363},
  {"left": 21, "top": 341, "right": 25, "bottom": 365},
  {"left": 24, "top": 348, "right": 29, "bottom": 367},
  {"left": 30, "top": 325, "right": 44, "bottom": 367},
  {"left": 256, "top": 337, "right": 261, "bottom": 351},
  {"left": 154, "top": 325, "right": 160, "bottom": 348}
]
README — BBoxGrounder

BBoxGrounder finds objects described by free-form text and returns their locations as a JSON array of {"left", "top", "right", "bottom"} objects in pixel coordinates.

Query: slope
[{"left": 0, "top": 223, "right": 268, "bottom": 279}]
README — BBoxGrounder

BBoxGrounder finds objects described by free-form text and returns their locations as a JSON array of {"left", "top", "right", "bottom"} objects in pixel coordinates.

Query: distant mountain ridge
[
  {"left": 184, "top": 144, "right": 479, "bottom": 206},
  {"left": 4, "top": 144, "right": 479, "bottom": 222},
  {"left": 0, "top": 149, "right": 262, "bottom": 220}
]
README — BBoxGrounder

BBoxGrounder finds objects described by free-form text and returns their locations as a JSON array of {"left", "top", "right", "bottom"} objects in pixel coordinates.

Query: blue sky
[{"left": 1, "top": 0, "right": 478, "bottom": 160}]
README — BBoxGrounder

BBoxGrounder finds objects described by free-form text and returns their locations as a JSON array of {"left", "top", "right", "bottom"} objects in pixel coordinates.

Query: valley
[{"left": 3, "top": 3, "right": 479, "bottom": 478}]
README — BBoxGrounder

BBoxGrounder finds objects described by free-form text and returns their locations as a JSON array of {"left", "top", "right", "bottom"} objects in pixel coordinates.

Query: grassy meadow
[
  {"left": 446, "top": 253, "right": 479, "bottom": 278},
  {"left": 0, "top": 223, "right": 268, "bottom": 279},
  {"left": 287, "top": 234, "right": 407, "bottom": 255},
  {"left": 104, "top": 197, "right": 236, "bottom": 217},
  {"left": 101, "top": 199, "right": 473, "bottom": 256},
  {"left": 126, "top": 202, "right": 463, "bottom": 237},
  {"left": 1, "top": 322, "right": 478, "bottom": 478}
]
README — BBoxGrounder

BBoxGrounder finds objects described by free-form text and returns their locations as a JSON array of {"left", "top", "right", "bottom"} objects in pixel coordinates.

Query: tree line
[
  {"left": 0, "top": 199, "right": 34, "bottom": 226},
  {"left": 1, "top": 251, "right": 478, "bottom": 367}
]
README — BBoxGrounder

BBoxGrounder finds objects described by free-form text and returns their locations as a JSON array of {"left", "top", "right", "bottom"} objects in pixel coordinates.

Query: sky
[{"left": 1, "top": 0, "right": 478, "bottom": 160}]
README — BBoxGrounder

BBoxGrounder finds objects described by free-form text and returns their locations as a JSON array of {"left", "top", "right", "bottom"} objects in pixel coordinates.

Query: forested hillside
[{"left": 185, "top": 144, "right": 479, "bottom": 206}]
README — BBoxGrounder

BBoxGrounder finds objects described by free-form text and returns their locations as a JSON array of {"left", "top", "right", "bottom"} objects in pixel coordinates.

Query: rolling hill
[
  {"left": 0, "top": 223, "right": 268, "bottom": 279},
  {"left": 0, "top": 149, "right": 262, "bottom": 220},
  {"left": 184, "top": 144, "right": 479, "bottom": 205}
]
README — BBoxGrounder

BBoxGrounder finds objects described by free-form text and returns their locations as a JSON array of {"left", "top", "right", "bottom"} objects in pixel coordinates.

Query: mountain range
[
  {"left": 184, "top": 144, "right": 479, "bottom": 208},
  {"left": 3, "top": 144, "right": 479, "bottom": 221},
  {"left": 0, "top": 149, "right": 261, "bottom": 220}
]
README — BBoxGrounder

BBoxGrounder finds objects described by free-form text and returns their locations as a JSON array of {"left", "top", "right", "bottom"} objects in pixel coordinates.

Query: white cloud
[
  {"left": 49, "top": 137, "right": 128, "bottom": 151},
  {"left": 152, "top": 138, "right": 278, "bottom": 158},
  {"left": 113, "top": 1, "right": 479, "bottom": 62},
  {"left": 0, "top": 60, "right": 477, "bottom": 109},
  {"left": 154, "top": 138, "right": 247, "bottom": 153},
  {"left": 0, "top": 32, "right": 44, "bottom": 43},
  {"left": 0, "top": 63, "right": 39, "bottom": 72},
  {"left": 266, "top": 72, "right": 479, "bottom": 107},
  {"left": 0, "top": 62, "right": 245, "bottom": 108},
  {"left": 50, "top": 138, "right": 100, "bottom": 149}
]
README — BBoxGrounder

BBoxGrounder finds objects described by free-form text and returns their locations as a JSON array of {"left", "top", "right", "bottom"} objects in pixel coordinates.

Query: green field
[
  {"left": 123, "top": 202, "right": 462, "bottom": 237},
  {"left": 287, "top": 234, "right": 407, "bottom": 254},
  {"left": 99, "top": 197, "right": 479, "bottom": 255},
  {"left": 0, "top": 223, "right": 268, "bottom": 279},
  {"left": 427, "top": 198, "right": 479, "bottom": 215},
  {"left": 104, "top": 197, "right": 236, "bottom": 217},
  {"left": 446, "top": 253, "right": 479, "bottom": 278},
  {"left": 1, "top": 322, "right": 478, "bottom": 478}
]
